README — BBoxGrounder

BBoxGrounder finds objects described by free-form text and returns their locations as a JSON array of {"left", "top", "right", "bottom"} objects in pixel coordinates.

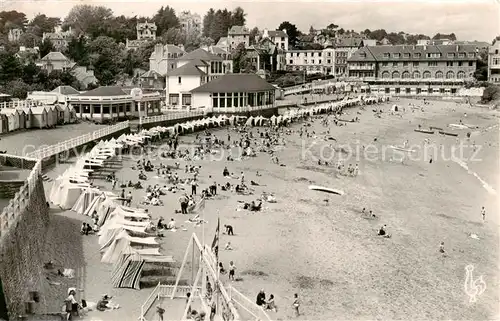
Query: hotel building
[
  {"left": 347, "top": 44, "right": 478, "bottom": 95},
  {"left": 488, "top": 39, "right": 500, "bottom": 84}
]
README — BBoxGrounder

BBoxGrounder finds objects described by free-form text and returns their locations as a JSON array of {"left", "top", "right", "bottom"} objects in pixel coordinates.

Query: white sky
[{"left": 2, "top": 0, "right": 499, "bottom": 41}]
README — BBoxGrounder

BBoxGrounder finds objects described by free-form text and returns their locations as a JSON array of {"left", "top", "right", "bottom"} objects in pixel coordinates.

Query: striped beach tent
[{"left": 112, "top": 253, "right": 175, "bottom": 289}]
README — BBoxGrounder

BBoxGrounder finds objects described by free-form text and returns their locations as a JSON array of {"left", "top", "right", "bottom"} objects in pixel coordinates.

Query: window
[
  {"left": 402, "top": 71, "right": 410, "bottom": 79},
  {"left": 468, "top": 53, "right": 475, "bottom": 58},
  {"left": 457, "top": 71, "right": 466, "bottom": 79},
  {"left": 458, "top": 62, "right": 463, "bottom": 66},
  {"left": 414, "top": 53, "right": 421, "bottom": 58},
  {"left": 404, "top": 53, "right": 410, "bottom": 58},
  {"left": 383, "top": 53, "right": 389, "bottom": 58},
  {"left": 413, "top": 62, "right": 419, "bottom": 67},
  {"left": 403, "top": 62, "right": 408, "bottom": 67},
  {"left": 413, "top": 71, "right": 421, "bottom": 79},
  {"left": 381, "top": 71, "right": 390, "bottom": 78},
  {"left": 360, "top": 53, "right": 366, "bottom": 58},
  {"left": 311, "top": 60, "right": 315, "bottom": 64},
  {"left": 393, "top": 62, "right": 398, "bottom": 67},
  {"left": 327, "top": 59, "right": 331, "bottom": 64},
  {"left": 393, "top": 53, "right": 400, "bottom": 58},
  {"left": 233, "top": 93, "right": 238, "bottom": 107},
  {"left": 304, "top": 59, "right": 308, "bottom": 64},
  {"left": 493, "top": 58, "right": 500, "bottom": 65},
  {"left": 289, "top": 60, "right": 293, "bottom": 64},
  {"left": 459, "top": 53, "right": 466, "bottom": 58},
  {"left": 469, "top": 61, "right": 474, "bottom": 66},
  {"left": 213, "top": 97, "right": 218, "bottom": 108},
  {"left": 226, "top": 94, "right": 232, "bottom": 108},
  {"left": 182, "top": 94, "right": 192, "bottom": 106},
  {"left": 382, "top": 62, "right": 388, "bottom": 66},
  {"left": 446, "top": 62, "right": 454, "bottom": 67},
  {"left": 428, "top": 62, "right": 437, "bottom": 67},
  {"left": 318, "top": 52, "right": 322, "bottom": 57},
  {"left": 327, "top": 52, "right": 332, "bottom": 57},
  {"left": 446, "top": 71, "right": 455, "bottom": 79},
  {"left": 447, "top": 53, "right": 455, "bottom": 58},
  {"left": 178, "top": 77, "right": 182, "bottom": 84},
  {"left": 423, "top": 71, "right": 431, "bottom": 79},
  {"left": 169, "top": 94, "right": 179, "bottom": 105},
  {"left": 435, "top": 71, "right": 443, "bottom": 78},
  {"left": 392, "top": 71, "right": 400, "bottom": 78},
  {"left": 281, "top": 37, "right": 285, "bottom": 41},
  {"left": 305, "top": 52, "right": 308, "bottom": 57}
]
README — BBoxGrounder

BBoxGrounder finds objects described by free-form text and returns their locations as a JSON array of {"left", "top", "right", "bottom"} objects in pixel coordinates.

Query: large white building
[
  {"left": 488, "top": 39, "right": 500, "bottom": 84},
  {"left": 286, "top": 49, "right": 325, "bottom": 74},
  {"left": 260, "top": 29, "right": 289, "bottom": 51},
  {"left": 126, "top": 21, "right": 157, "bottom": 50},
  {"left": 165, "top": 48, "right": 232, "bottom": 109}
]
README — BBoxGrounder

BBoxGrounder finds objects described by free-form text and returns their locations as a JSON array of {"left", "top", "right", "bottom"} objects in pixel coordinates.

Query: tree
[
  {"left": 136, "top": 39, "right": 164, "bottom": 69},
  {"left": 106, "top": 15, "right": 139, "bottom": 44},
  {"left": 18, "top": 32, "right": 41, "bottom": 47},
  {"left": 64, "top": 5, "right": 113, "bottom": 37},
  {"left": 0, "top": 54, "right": 22, "bottom": 84},
  {"left": 481, "top": 85, "right": 500, "bottom": 104},
  {"left": 367, "top": 29, "right": 387, "bottom": 41},
  {"left": 232, "top": 42, "right": 247, "bottom": 73},
  {"left": 203, "top": 9, "right": 216, "bottom": 38},
  {"left": 153, "top": 6, "right": 180, "bottom": 36},
  {"left": 278, "top": 21, "right": 300, "bottom": 48},
  {"left": 0, "top": 11, "right": 28, "bottom": 33},
  {"left": 231, "top": 7, "right": 246, "bottom": 26},
  {"left": 88, "top": 36, "right": 121, "bottom": 85},
  {"left": 39, "top": 38, "right": 54, "bottom": 58},
  {"left": 67, "top": 35, "right": 89, "bottom": 65},
  {"left": 432, "top": 33, "right": 457, "bottom": 41},
  {"left": 249, "top": 27, "right": 259, "bottom": 45},
  {"left": 28, "top": 14, "right": 61, "bottom": 37},
  {"left": 163, "top": 28, "right": 186, "bottom": 45}
]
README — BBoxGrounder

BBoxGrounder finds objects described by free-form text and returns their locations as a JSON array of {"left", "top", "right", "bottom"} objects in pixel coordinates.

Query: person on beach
[
  {"left": 120, "top": 189, "right": 125, "bottom": 205},
  {"left": 156, "top": 305, "right": 165, "bottom": 321},
  {"left": 228, "top": 260, "right": 236, "bottom": 280},
  {"left": 224, "top": 224, "right": 234, "bottom": 235},
  {"left": 481, "top": 207, "right": 486, "bottom": 222},
  {"left": 256, "top": 290, "right": 266, "bottom": 306},
  {"left": 191, "top": 179, "right": 198, "bottom": 195},
  {"left": 126, "top": 191, "right": 132, "bottom": 206},
  {"left": 292, "top": 293, "right": 300, "bottom": 317},
  {"left": 266, "top": 294, "right": 278, "bottom": 312},
  {"left": 186, "top": 292, "right": 192, "bottom": 315}
]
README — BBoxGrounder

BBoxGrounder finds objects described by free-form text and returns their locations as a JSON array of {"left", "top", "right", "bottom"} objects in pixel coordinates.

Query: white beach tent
[
  {"left": 98, "top": 223, "right": 149, "bottom": 249},
  {"left": 71, "top": 186, "right": 101, "bottom": 214},
  {"left": 83, "top": 191, "right": 117, "bottom": 217},
  {"left": 100, "top": 230, "right": 158, "bottom": 264},
  {"left": 50, "top": 180, "right": 89, "bottom": 209}
]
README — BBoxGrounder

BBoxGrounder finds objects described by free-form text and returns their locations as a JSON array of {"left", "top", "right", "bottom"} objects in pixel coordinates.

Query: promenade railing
[
  {"left": 140, "top": 111, "right": 205, "bottom": 125},
  {"left": 0, "top": 157, "right": 41, "bottom": 239},
  {"left": 25, "top": 121, "right": 129, "bottom": 159}
]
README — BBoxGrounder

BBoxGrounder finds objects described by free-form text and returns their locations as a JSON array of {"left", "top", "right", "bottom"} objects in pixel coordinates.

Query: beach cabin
[
  {"left": 0, "top": 114, "right": 8, "bottom": 133},
  {"left": 59, "top": 104, "right": 77, "bottom": 124},
  {"left": 0, "top": 109, "right": 19, "bottom": 132},
  {"left": 16, "top": 107, "right": 33, "bottom": 128},
  {"left": 16, "top": 109, "right": 26, "bottom": 129},
  {"left": 54, "top": 104, "right": 65, "bottom": 124},
  {"left": 45, "top": 105, "right": 56, "bottom": 127},
  {"left": 31, "top": 106, "right": 49, "bottom": 128}
]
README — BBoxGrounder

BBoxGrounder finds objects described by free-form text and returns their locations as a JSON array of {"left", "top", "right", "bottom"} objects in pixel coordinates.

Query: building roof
[
  {"left": 79, "top": 86, "right": 128, "bottom": 97},
  {"left": 336, "top": 38, "right": 363, "bottom": 48},
  {"left": 169, "top": 61, "right": 207, "bottom": 77},
  {"left": 267, "top": 30, "right": 287, "bottom": 38},
  {"left": 0, "top": 109, "right": 19, "bottom": 115},
  {"left": 348, "top": 44, "right": 479, "bottom": 62},
  {"left": 52, "top": 86, "right": 80, "bottom": 95},
  {"left": 41, "top": 51, "right": 70, "bottom": 61},
  {"left": 190, "top": 74, "right": 276, "bottom": 93},
  {"left": 141, "top": 70, "right": 164, "bottom": 78},
  {"left": 179, "top": 48, "right": 222, "bottom": 61},
  {"left": 216, "top": 37, "right": 228, "bottom": 47},
  {"left": 165, "top": 44, "right": 185, "bottom": 55},
  {"left": 210, "top": 46, "right": 229, "bottom": 55},
  {"left": 228, "top": 26, "right": 249, "bottom": 35}
]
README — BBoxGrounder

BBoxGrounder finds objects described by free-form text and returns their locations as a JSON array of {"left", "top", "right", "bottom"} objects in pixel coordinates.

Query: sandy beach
[{"left": 41, "top": 98, "right": 499, "bottom": 321}]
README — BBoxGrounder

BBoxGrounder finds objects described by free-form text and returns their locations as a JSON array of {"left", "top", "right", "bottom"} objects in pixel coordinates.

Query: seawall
[{"left": 0, "top": 158, "right": 48, "bottom": 319}]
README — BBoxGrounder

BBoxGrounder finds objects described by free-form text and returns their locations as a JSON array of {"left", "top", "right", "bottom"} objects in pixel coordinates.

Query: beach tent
[
  {"left": 97, "top": 198, "right": 119, "bottom": 226},
  {"left": 1, "top": 109, "right": 18, "bottom": 132},
  {"left": 100, "top": 230, "right": 158, "bottom": 264},
  {"left": 16, "top": 107, "right": 32, "bottom": 128},
  {"left": 83, "top": 191, "right": 116, "bottom": 217},
  {"left": 98, "top": 223, "right": 149, "bottom": 249},
  {"left": 0, "top": 114, "right": 8, "bottom": 133},
  {"left": 111, "top": 253, "right": 175, "bottom": 289},
  {"left": 49, "top": 178, "right": 89, "bottom": 209},
  {"left": 30, "top": 106, "right": 49, "bottom": 128},
  {"left": 71, "top": 187, "right": 101, "bottom": 215},
  {"left": 45, "top": 105, "right": 55, "bottom": 127}
]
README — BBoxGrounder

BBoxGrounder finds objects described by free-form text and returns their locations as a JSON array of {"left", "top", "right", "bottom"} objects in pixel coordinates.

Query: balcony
[{"left": 348, "top": 65, "right": 375, "bottom": 70}]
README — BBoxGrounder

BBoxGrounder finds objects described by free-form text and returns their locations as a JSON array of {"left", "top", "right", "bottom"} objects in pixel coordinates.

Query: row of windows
[
  {"left": 492, "top": 58, "right": 500, "bottom": 65},
  {"left": 374, "top": 52, "right": 475, "bottom": 59},
  {"left": 380, "top": 61, "right": 474, "bottom": 67},
  {"left": 380, "top": 70, "right": 467, "bottom": 79}
]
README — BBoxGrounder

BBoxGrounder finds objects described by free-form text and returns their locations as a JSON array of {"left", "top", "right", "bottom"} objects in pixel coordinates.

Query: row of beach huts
[{"left": 0, "top": 104, "right": 77, "bottom": 133}]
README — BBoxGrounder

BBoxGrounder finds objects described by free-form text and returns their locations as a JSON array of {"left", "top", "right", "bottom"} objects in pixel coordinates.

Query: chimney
[
  {"left": 283, "top": 28, "right": 287, "bottom": 35},
  {"left": 263, "top": 28, "right": 269, "bottom": 39},
  {"left": 424, "top": 45, "right": 427, "bottom": 50},
  {"left": 456, "top": 45, "right": 459, "bottom": 52}
]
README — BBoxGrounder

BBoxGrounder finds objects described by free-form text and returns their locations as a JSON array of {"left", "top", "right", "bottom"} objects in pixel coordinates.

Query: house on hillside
[
  {"left": 126, "top": 21, "right": 157, "bottom": 50},
  {"left": 8, "top": 28, "right": 23, "bottom": 42},
  {"left": 259, "top": 29, "right": 289, "bottom": 51},
  {"left": 190, "top": 73, "right": 277, "bottom": 113},
  {"left": 227, "top": 26, "right": 250, "bottom": 50},
  {"left": 43, "top": 25, "right": 73, "bottom": 51},
  {"left": 71, "top": 66, "right": 98, "bottom": 89},
  {"left": 246, "top": 38, "right": 286, "bottom": 73},
  {"left": 38, "top": 52, "right": 76, "bottom": 73},
  {"left": 149, "top": 44, "right": 186, "bottom": 75}
]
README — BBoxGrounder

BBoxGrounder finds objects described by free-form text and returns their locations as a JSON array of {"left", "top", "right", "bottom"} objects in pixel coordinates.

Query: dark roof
[
  {"left": 267, "top": 30, "right": 287, "bottom": 38},
  {"left": 165, "top": 44, "right": 185, "bottom": 55},
  {"left": 348, "top": 44, "right": 479, "bottom": 62},
  {"left": 79, "top": 86, "right": 128, "bottom": 97},
  {"left": 228, "top": 26, "right": 249, "bottom": 35},
  {"left": 169, "top": 62, "right": 207, "bottom": 77},
  {"left": 179, "top": 48, "right": 222, "bottom": 61},
  {"left": 336, "top": 38, "right": 363, "bottom": 48},
  {"left": 190, "top": 74, "right": 276, "bottom": 93},
  {"left": 52, "top": 86, "right": 80, "bottom": 95},
  {"left": 141, "top": 70, "right": 164, "bottom": 78}
]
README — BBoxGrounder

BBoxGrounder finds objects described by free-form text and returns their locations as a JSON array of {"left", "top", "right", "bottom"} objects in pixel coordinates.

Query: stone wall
[{"left": 0, "top": 175, "right": 48, "bottom": 318}]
